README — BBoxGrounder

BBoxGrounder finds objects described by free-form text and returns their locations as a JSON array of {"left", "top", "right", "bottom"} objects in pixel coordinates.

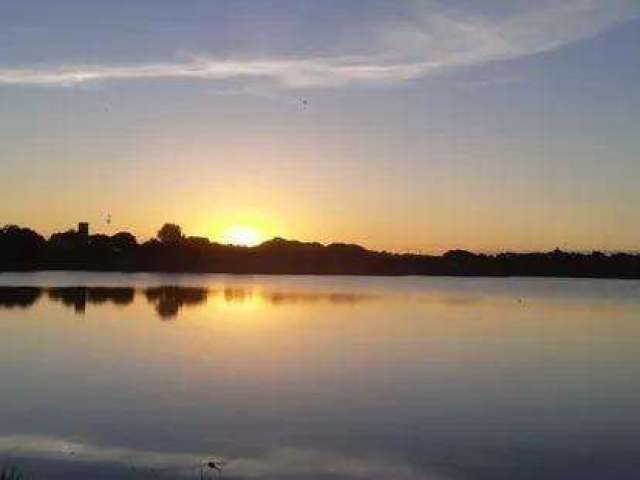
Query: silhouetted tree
[
  {"left": 185, "top": 236, "right": 211, "bottom": 249},
  {"left": 157, "top": 223, "right": 184, "bottom": 244},
  {"left": 89, "top": 234, "right": 111, "bottom": 249},
  {"left": 110, "top": 231, "right": 137, "bottom": 251},
  {"left": 48, "top": 230, "right": 82, "bottom": 251},
  {"left": 0, "top": 225, "right": 45, "bottom": 270}
]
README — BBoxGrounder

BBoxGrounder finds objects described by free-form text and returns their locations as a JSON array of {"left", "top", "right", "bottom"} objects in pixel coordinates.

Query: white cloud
[
  {"left": 0, "top": 0, "right": 636, "bottom": 89},
  {"left": 0, "top": 56, "right": 432, "bottom": 88},
  {"left": 379, "top": 0, "right": 639, "bottom": 65}
]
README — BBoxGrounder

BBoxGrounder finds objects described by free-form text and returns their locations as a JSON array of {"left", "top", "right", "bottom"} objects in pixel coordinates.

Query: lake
[{"left": 1, "top": 272, "right": 639, "bottom": 479}]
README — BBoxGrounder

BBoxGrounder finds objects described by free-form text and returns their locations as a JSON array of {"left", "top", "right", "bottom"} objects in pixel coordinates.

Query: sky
[{"left": 1, "top": 0, "right": 639, "bottom": 252}]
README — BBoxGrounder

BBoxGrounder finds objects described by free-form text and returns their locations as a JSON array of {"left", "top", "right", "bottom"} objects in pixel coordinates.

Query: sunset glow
[
  {"left": 2, "top": 2, "right": 640, "bottom": 480},
  {"left": 1, "top": 1, "right": 639, "bottom": 253},
  {"left": 221, "top": 225, "right": 264, "bottom": 247}
]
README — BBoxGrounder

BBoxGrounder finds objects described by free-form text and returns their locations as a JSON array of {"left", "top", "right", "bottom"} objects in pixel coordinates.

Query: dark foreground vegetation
[{"left": 1, "top": 223, "right": 639, "bottom": 278}]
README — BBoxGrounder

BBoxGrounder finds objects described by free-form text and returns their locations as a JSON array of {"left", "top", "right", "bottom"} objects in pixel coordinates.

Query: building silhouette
[{"left": 78, "top": 222, "right": 89, "bottom": 244}]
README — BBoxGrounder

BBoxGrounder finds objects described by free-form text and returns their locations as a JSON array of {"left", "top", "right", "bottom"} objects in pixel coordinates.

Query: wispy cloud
[
  {"left": 0, "top": 0, "right": 636, "bottom": 89},
  {"left": 0, "top": 56, "right": 430, "bottom": 88},
  {"left": 455, "top": 75, "right": 520, "bottom": 90}
]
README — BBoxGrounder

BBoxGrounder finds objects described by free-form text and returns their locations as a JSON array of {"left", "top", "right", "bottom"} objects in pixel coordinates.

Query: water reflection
[
  {"left": 1, "top": 275, "right": 640, "bottom": 480},
  {"left": 145, "top": 286, "right": 209, "bottom": 320},
  {"left": 0, "top": 433, "right": 415, "bottom": 480},
  {"left": 48, "top": 287, "right": 135, "bottom": 314},
  {"left": 0, "top": 286, "right": 374, "bottom": 319},
  {"left": 263, "top": 291, "right": 370, "bottom": 305},
  {"left": 0, "top": 287, "right": 43, "bottom": 309}
]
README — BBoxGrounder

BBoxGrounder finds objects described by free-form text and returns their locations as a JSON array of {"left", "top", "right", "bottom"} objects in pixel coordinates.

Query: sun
[{"left": 221, "top": 225, "right": 264, "bottom": 247}]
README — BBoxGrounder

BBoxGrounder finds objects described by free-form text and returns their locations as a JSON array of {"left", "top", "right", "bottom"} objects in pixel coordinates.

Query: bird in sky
[{"left": 206, "top": 459, "right": 225, "bottom": 478}]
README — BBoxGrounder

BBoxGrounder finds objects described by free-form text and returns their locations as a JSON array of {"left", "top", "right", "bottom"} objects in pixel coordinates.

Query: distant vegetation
[{"left": 1, "top": 223, "right": 639, "bottom": 278}]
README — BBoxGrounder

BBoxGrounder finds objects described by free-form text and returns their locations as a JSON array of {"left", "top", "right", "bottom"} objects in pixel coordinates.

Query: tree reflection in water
[
  {"left": 48, "top": 287, "right": 135, "bottom": 314},
  {"left": 0, "top": 285, "right": 374, "bottom": 319},
  {"left": 144, "top": 286, "right": 209, "bottom": 320},
  {"left": 0, "top": 287, "right": 43, "bottom": 310}
]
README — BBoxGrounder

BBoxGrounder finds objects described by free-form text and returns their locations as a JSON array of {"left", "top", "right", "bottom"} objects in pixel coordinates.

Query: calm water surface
[{"left": 1, "top": 272, "right": 639, "bottom": 479}]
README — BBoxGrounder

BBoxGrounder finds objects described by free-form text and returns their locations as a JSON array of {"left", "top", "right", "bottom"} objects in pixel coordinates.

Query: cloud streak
[
  {"left": 0, "top": 0, "right": 636, "bottom": 89},
  {"left": 0, "top": 56, "right": 430, "bottom": 88}
]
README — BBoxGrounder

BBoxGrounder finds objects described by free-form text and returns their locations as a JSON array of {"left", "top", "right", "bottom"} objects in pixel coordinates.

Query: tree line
[{"left": 1, "top": 223, "right": 639, "bottom": 278}]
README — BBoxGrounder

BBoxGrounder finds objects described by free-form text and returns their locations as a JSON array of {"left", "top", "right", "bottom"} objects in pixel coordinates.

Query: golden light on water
[{"left": 221, "top": 225, "right": 264, "bottom": 247}]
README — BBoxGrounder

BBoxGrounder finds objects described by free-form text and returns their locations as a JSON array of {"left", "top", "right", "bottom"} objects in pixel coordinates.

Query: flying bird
[{"left": 206, "top": 459, "right": 225, "bottom": 478}]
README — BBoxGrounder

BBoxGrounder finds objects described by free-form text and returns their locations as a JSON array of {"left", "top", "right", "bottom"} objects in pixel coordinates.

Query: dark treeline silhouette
[{"left": 1, "top": 223, "right": 639, "bottom": 278}]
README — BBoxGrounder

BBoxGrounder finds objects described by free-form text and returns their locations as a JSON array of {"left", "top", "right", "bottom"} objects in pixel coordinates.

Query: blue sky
[{"left": 1, "top": 0, "right": 639, "bottom": 252}]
